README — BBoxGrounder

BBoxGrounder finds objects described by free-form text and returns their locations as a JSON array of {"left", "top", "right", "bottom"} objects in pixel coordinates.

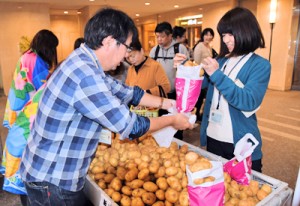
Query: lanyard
[{"left": 216, "top": 55, "right": 246, "bottom": 110}]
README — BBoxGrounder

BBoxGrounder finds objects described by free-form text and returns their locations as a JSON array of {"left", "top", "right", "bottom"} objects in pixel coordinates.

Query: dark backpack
[{"left": 153, "top": 43, "right": 180, "bottom": 60}]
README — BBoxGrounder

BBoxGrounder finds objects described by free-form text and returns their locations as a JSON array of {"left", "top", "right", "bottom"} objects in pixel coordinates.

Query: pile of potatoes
[
  {"left": 224, "top": 172, "right": 272, "bottom": 206},
  {"left": 88, "top": 134, "right": 272, "bottom": 206}
]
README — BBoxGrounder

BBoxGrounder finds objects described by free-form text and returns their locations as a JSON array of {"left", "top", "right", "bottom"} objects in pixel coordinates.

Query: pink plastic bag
[
  {"left": 186, "top": 161, "right": 225, "bottom": 206},
  {"left": 223, "top": 133, "right": 259, "bottom": 185},
  {"left": 175, "top": 64, "right": 204, "bottom": 113},
  {"left": 188, "top": 182, "right": 225, "bottom": 206}
]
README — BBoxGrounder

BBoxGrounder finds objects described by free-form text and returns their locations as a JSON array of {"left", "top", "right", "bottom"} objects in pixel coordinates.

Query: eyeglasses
[{"left": 116, "top": 39, "right": 133, "bottom": 53}]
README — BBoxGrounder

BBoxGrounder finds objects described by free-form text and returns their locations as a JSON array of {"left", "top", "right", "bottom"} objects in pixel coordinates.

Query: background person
[
  {"left": 149, "top": 22, "right": 189, "bottom": 140},
  {"left": 20, "top": 8, "right": 193, "bottom": 206},
  {"left": 1, "top": 29, "right": 58, "bottom": 206},
  {"left": 174, "top": 7, "right": 270, "bottom": 172},
  {"left": 74, "top": 37, "right": 85, "bottom": 50},
  {"left": 193, "top": 28, "right": 216, "bottom": 122},
  {"left": 126, "top": 39, "right": 170, "bottom": 97},
  {"left": 172, "top": 26, "right": 186, "bottom": 44}
]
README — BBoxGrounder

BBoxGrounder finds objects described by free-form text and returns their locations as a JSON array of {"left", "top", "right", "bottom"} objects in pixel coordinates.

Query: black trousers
[
  {"left": 207, "top": 136, "right": 262, "bottom": 172},
  {"left": 167, "top": 91, "right": 183, "bottom": 140}
]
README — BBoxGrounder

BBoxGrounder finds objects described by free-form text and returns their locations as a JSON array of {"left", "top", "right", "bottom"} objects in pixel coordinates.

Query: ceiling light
[
  {"left": 89, "top": 0, "right": 95, "bottom": 2},
  {"left": 145, "top": 2, "right": 150, "bottom": 6},
  {"left": 64, "top": 11, "right": 69, "bottom": 14},
  {"left": 77, "top": 11, "right": 82, "bottom": 14},
  {"left": 174, "top": 5, "right": 179, "bottom": 8},
  {"left": 136, "top": 14, "right": 140, "bottom": 17}
]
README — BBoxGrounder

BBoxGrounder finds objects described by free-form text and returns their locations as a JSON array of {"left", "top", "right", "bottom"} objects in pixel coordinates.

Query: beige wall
[
  {"left": 0, "top": 2, "right": 51, "bottom": 95},
  {"left": 50, "top": 15, "right": 82, "bottom": 62}
]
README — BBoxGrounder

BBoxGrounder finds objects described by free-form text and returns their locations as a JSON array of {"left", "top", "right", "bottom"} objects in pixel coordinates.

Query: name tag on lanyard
[{"left": 209, "top": 109, "right": 224, "bottom": 125}]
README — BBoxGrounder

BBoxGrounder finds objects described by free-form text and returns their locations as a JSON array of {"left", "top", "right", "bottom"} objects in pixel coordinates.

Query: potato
[
  {"left": 121, "top": 186, "right": 132, "bottom": 196},
  {"left": 111, "top": 191, "right": 121, "bottom": 202},
  {"left": 179, "top": 144, "right": 189, "bottom": 154},
  {"left": 132, "top": 188, "right": 147, "bottom": 197},
  {"left": 154, "top": 167, "right": 166, "bottom": 178},
  {"left": 110, "top": 177, "right": 122, "bottom": 191},
  {"left": 104, "top": 174, "right": 115, "bottom": 183},
  {"left": 180, "top": 160, "right": 186, "bottom": 172},
  {"left": 179, "top": 189, "right": 189, "bottom": 206},
  {"left": 94, "top": 172, "right": 106, "bottom": 180},
  {"left": 137, "top": 168, "right": 149, "bottom": 180},
  {"left": 152, "top": 201, "right": 165, "bottom": 206},
  {"left": 193, "top": 178, "right": 204, "bottom": 185},
  {"left": 97, "top": 180, "right": 106, "bottom": 189},
  {"left": 185, "top": 151, "right": 198, "bottom": 165},
  {"left": 155, "top": 189, "right": 165, "bottom": 200},
  {"left": 116, "top": 166, "right": 127, "bottom": 180},
  {"left": 257, "top": 189, "right": 268, "bottom": 200},
  {"left": 165, "top": 166, "right": 178, "bottom": 176},
  {"left": 125, "top": 168, "right": 138, "bottom": 182},
  {"left": 224, "top": 172, "right": 231, "bottom": 182},
  {"left": 141, "top": 154, "right": 151, "bottom": 163},
  {"left": 131, "top": 197, "right": 145, "bottom": 206},
  {"left": 161, "top": 152, "right": 173, "bottom": 159},
  {"left": 163, "top": 160, "right": 173, "bottom": 168},
  {"left": 149, "top": 160, "right": 160, "bottom": 173},
  {"left": 128, "top": 150, "right": 141, "bottom": 159},
  {"left": 138, "top": 161, "right": 149, "bottom": 171},
  {"left": 249, "top": 180, "right": 259, "bottom": 195},
  {"left": 189, "top": 160, "right": 212, "bottom": 172},
  {"left": 120, "top": 195, "right": 131, "bottom": 206},
  {"left": 165, "top": 188, "right": 179, "bottom": 203},
  {"left": 156, "top": 177, "right": 168, "bottom": 191},
  {"left": 261, "top": 184, "right": 272, "bottom": 194},
  {"left": 130, "top": 179, "right": 144, "bottom": 189},
  {"left": 106, "top": 165, "right": 116, "bottom": 174},
  {"left": 143, "top": 181, "right": 158, "bottom": 192},
  {"left": 91, "top": 165, "right": 105, "bottom": 174},
  {"left": 183, "top": 60, "right": 194, "bottom": 67},
  {"left": 182, "top": 175, "right": 188, "bottom": 188},
  {"left": 204, "top": 176, "right": 215, "bottom": 183},
  {"left": 104, "top": 188, "right": 115, "bottom": 197},
  {"left": 142, "top": 192, "right": 156, "bottom": 205},
  {"left": 167, "top": 176, "right": 182, "bottom": 192}
]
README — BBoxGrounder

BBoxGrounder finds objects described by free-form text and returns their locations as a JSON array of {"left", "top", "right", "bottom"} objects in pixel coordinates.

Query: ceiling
[{"left": 0, "top": 0, "right": 225, "bottom": 18}]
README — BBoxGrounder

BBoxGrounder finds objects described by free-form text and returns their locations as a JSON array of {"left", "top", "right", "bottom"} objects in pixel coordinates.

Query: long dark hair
[
  {"left": 217, "top": 7, "right": 265, "bottom": 57},
  {"left": 30, "top": 29, "right": 59, "bottom": 68}
]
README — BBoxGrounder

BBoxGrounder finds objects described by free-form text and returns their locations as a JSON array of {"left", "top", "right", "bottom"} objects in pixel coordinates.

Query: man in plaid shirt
[{"left": 19, "top": 8, "right": 193, "bottom": 206}]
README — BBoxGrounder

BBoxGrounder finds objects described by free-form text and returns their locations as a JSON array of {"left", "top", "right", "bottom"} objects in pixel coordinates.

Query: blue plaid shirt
[{"left": 20, "top": 44, "right": 149, "bottom": 191}]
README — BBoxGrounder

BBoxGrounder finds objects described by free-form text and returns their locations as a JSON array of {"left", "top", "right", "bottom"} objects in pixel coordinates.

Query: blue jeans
[{"left": 24, "top": 181, "right": 89, "bottom": 206}]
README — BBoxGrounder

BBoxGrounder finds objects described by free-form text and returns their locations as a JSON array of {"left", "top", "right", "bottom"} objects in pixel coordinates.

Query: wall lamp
[{"left": 269, "top": 0, "right": 277, "bottom": 61}]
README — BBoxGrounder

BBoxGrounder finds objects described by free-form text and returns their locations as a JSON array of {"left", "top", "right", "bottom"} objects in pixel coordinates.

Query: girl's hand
[
  {"left": 173, "top": 53, "right": 187, "bottom": 68},
  {"left": 202, "top": 57, "right": 219, "bottom": 76}
]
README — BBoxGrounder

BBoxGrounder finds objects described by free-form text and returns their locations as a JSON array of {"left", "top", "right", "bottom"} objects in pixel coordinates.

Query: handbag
[{"left": 158, "top": 85, "right": 168, "bottom": 116}]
